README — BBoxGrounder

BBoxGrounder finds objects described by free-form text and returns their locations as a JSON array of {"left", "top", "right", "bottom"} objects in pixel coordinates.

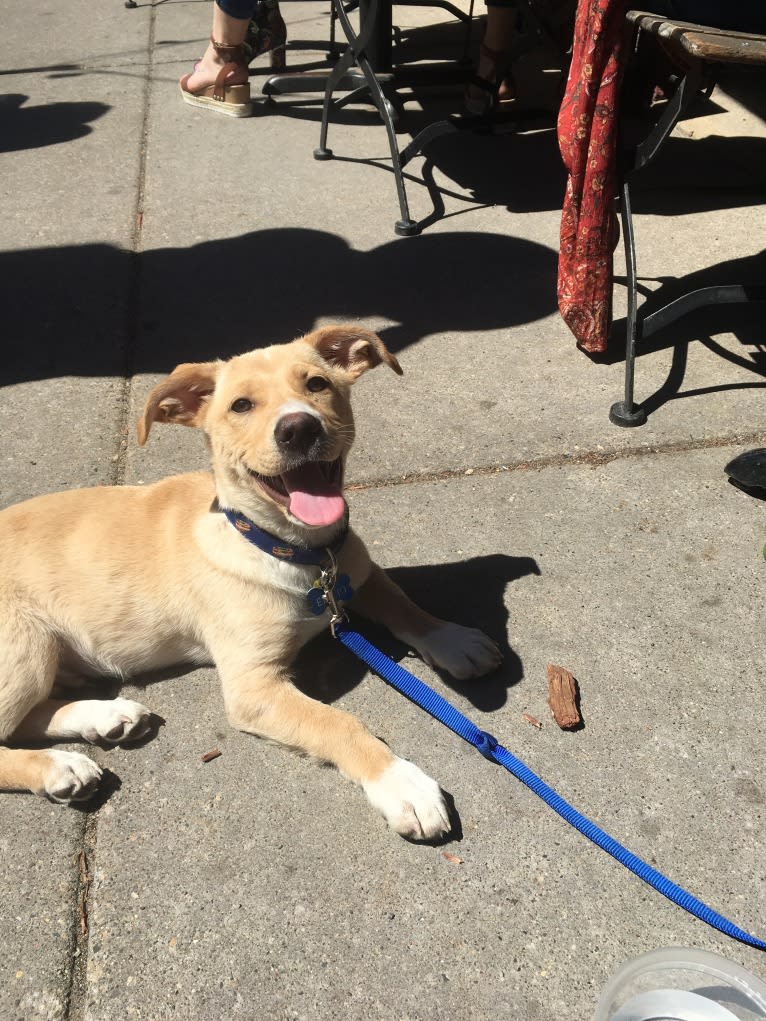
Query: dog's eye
[
  {"left": 306, "top": 376, "right": 328, "bottom": 393},
  {"left": 230, "top": 398, "right": 253, "bottom": 413}
]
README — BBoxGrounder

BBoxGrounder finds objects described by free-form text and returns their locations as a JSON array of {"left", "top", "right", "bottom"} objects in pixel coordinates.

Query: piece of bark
[
  {"left": 522, "top": 713, "right": 542, "bottom": 730},
  {"left": 201, "top": 748, "right": 222, "bottom": 763},
  {"left": 442, "top": 852, "right": 464, "bottom": 865},
  {"left": 546, "top": 664, "right": 581, "bottom": 729}
]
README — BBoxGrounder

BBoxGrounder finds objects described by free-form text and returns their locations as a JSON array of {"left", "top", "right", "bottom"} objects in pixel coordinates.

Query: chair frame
[{"left": 610, "top": 14, "right": 766, "bottom": 427}]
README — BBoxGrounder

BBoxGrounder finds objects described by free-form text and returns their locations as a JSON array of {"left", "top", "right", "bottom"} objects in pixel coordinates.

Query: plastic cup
[{"left": 594, "top": 947, "right": 766, "bottom": 1021}]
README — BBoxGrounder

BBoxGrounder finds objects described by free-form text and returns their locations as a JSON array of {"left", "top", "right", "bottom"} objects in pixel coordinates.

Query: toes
[
  {"left": 44, "top": 751, "right": 103, "bottom": 804},
  {"left": 98, "top": 698, "right": 153, "bottom": 744},
  {"left": 455, "top": 632, "right": 503, "bottom": 679},
  {"left": 364, "top": 758, "right": 451, "bottom": 841},
  {"left": 419, "top": 624, "right": 503, "bottom": 680},
  {"left": 104, "top": 719, "right": 131, "bottom": 741},
  {"left": 103, "top": 702, "right": 154, "bottom": 743}
]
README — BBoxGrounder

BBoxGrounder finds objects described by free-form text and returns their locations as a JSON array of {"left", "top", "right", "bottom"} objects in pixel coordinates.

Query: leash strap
[{"left": 334, "top": 624, "right": 765, "bottom": 950}]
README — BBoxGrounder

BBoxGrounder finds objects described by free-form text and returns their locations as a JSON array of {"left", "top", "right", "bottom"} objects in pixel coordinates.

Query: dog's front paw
[
  {"left": 415, "top": 623, "right": 502, "bottom": 680},
  {"left": 41, "top": 750, "right": 103, "bottom": 803},
  {"left": 77, "top": 698, "right": 153, "bottom": 744},
  {"left": 363, "top": 757, "right": 450, "bottom": 841}
]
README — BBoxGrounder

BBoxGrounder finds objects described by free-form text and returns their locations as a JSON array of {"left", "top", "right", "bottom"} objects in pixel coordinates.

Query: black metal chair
[
  {"left": 610, "top": 12, "right": 766, "bottom": 427},
  {"left": 303, "top": 0, "right": 569, "bottom": 235},
  {"left": 262, "top": 0, "right": 480, "bottom": 235}
]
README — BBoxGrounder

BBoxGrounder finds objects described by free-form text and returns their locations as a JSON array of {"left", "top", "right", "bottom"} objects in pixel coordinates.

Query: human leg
[
  {"left": 465, "top": 1, "right": 518, "bottom": 114},
  {"left": 245, "top": 0, "right": 288, "bottom": 73}
]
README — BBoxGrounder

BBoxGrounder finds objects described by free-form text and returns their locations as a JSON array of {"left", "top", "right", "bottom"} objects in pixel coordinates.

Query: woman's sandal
[
  {"left": 464, "top": 42, "right": 515, "bottom": 116},
  {"left": 245, "top": 0, "right": 288, "bottom": 73},
  {"left": 179, "top": 37, "right": 252, "bottom": 118}
]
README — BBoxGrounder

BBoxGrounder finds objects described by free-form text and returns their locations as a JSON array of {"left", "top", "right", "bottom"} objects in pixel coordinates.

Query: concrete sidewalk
[{"left": 1, "top": 1, "right": 764, "bottom": 1018}]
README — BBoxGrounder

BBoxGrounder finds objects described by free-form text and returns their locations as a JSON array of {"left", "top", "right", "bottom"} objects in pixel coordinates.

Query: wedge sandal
[{"left": 180, "top": 37, "right": 252, "bottom": 118}]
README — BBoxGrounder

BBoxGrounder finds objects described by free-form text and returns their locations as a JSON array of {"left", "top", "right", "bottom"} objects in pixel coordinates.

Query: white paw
[
  {"left": 42, "top": 750, "right": 103, "bottom": 803},
  {"left": 414, "top": 623, "right": 502, "bottom": 680},
  {"left": 364, "top": 757, "right": 450, "bottom": 841},
  {"left": 72, "top": 698, "right": 153, "bottom": 744}
]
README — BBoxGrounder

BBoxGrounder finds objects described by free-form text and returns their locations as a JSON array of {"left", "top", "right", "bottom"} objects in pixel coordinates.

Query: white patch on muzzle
[{"left": 276, "top": 399, "right": 322, "bottom": 421}]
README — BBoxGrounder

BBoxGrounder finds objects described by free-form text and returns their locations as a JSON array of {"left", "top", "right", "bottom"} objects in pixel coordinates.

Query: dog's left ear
[
  {"left": 137, "top": 361, "right": 219, "bottom": 445},
  {"left": 305, "top": 325, "right": 403, "bottom": 379}
]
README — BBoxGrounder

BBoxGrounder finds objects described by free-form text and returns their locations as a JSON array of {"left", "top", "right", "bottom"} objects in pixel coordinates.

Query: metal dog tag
[
  {"left": 306, "top": 585, "right": 328, "bottom": 616},
  {"left": 305, "top": 573, "right": 354, "bottom": 616}
]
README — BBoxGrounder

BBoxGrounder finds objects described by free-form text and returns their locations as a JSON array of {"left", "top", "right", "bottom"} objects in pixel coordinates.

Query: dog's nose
[{"left": 274, "top": 413, "right": 322, "bottom": 453}]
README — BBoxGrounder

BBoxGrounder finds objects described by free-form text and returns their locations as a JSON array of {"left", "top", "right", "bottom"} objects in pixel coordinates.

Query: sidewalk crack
[
  {"left": 63, "top": 814, "right": 99, "bottom": 1021},
  {"left": 64, "top": 6, "right": 157, "bottom": 1020},
  {"left": 114, "top": 0, "right": 155, "bottom": 487},
  {"left": 346, "top": 429, "right": 766, "bottom": 492}
]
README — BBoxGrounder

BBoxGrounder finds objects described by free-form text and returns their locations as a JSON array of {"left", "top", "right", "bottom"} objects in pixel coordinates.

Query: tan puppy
[{"left": 0, "top": 326, "right": 500, "bottom": 840}]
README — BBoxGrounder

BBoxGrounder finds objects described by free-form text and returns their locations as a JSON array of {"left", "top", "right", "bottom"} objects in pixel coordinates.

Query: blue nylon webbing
[{"left": 334, "top": 624, "right": 765, "bottom": 951}]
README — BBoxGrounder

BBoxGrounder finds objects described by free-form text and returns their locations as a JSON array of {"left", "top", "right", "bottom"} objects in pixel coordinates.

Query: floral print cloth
[{"left": 557, "top": 0, "right": 628, "bottom": 352}]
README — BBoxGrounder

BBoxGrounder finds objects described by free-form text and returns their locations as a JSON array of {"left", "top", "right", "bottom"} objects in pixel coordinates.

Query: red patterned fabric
[{"left": 557, "top": 0, "right": 628, "bottom": 352}]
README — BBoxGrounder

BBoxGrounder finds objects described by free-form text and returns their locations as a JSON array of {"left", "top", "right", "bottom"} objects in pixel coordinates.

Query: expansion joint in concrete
[
  {"left": 63, "top": 813, "right": 98, "bottom": 1021},
  {"left": 347, "top": 428, "right": 766, "bottom": 493},
  {"left": 64, "top": 9, "right": 159, "bottom": 1020},
  {"left": 114, "top": 0, "right": 156, "bottom": 489}
]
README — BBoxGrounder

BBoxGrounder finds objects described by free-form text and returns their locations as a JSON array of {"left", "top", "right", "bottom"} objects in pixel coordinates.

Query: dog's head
[{"left": 137, "top": 326, "right": 401, "bottom": 534}]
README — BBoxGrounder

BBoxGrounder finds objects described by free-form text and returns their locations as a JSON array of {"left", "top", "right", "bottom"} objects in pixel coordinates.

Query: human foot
[
  {"left": 180, "top": 39, "right": 252, "bottom": 117},
  {"left": 465, "top": 42, "right": 515, "bottom": 115},
  {"left": 182, "top": 40, "right": 249, "bottom": 94}
]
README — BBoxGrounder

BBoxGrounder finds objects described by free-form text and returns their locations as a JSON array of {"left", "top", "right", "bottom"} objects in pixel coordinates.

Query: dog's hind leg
[
  {"left": 0, "top": 606, "right": 60, "bottom": 739},
  {"left": 0, "top": 608, "right": 103, "bottom": 801}
]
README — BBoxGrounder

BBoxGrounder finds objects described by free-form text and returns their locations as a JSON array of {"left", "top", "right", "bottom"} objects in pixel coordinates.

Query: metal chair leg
[
  {"left": 610, "top": 179, "right": 647, "bottom": 427},
  {"left": 317, "top": 0, "right": 419, "bottom": 235},
  {"left": 313, "top": 44, "right": 358, "bottom": 159},
  {"left": 609, "top": 57, "right": 707, "bottom": 426},
  {"left": 353, "top": 47, "right": 419, "bottom": 233}
]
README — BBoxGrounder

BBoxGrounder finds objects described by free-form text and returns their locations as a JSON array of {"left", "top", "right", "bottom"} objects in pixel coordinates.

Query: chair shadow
[
  {"left": 714, "top": 65, "right": 766, "bottom": 122},
  {"left": 629, "top": 134, "right": 766, "bottom": 216},
  {"left": 258, "top": 102, "right": 567, "bottom": 232},
  {"left": 292, "top": 553, "right": 541, "bottom": 713},
  {"left": 598, "top": 249, "right": 766, "bottom": 419}
]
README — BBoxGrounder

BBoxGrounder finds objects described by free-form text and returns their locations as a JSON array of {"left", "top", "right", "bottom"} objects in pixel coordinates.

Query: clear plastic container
[{"left": 595, "top": 947, "right": 766, "bottom": 1021}]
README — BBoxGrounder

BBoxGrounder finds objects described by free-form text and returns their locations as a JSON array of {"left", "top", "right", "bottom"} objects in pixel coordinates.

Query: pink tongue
[{"left": 282, "top": 464, "right": 345, "bottom": 527}]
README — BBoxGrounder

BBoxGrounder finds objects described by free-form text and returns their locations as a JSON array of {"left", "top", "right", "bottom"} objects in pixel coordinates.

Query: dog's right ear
[{"left": 137, "top": 362, "right": 219, "bottom": 445}]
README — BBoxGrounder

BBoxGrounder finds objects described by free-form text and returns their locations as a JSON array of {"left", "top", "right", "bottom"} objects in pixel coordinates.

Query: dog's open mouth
[{"left": 249, "top": 458, "right": 345, "bottom": 528}]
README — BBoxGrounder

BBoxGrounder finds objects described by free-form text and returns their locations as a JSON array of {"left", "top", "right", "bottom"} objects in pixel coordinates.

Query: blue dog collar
[{"left": 221, "top": 507, "right": 348, "bottom": 566}]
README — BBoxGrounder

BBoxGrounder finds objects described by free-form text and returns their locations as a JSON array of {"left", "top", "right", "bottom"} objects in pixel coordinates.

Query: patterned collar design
[{"left": 221, "top": 507, "right": 348, "bottom": 566}]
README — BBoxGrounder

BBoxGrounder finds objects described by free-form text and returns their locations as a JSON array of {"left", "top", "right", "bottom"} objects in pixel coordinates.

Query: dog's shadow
[{"left": 293, "top": 553, "right": 540, "bottom": 712}]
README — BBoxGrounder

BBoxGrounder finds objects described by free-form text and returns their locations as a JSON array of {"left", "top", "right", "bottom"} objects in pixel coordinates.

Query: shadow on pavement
[
  {"left": 0, "top": 93, "right": 110, "bottom": 154},
  {"left": 1, "top": 228, "right": 559, "bottom": 387},
  {"left": 630, "top": 134, "right": 766, "bottom": 215},
  {"left": 600, "top": 248, "right": 766, "bottom": 416},
  {"left": 293, "top": 553, "right": 541, "bottom": 713}
]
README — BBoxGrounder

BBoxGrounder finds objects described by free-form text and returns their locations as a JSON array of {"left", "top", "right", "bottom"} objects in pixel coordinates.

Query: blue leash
[{"left": 334, "top": 623, "right": 765, "bottom": 951}]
